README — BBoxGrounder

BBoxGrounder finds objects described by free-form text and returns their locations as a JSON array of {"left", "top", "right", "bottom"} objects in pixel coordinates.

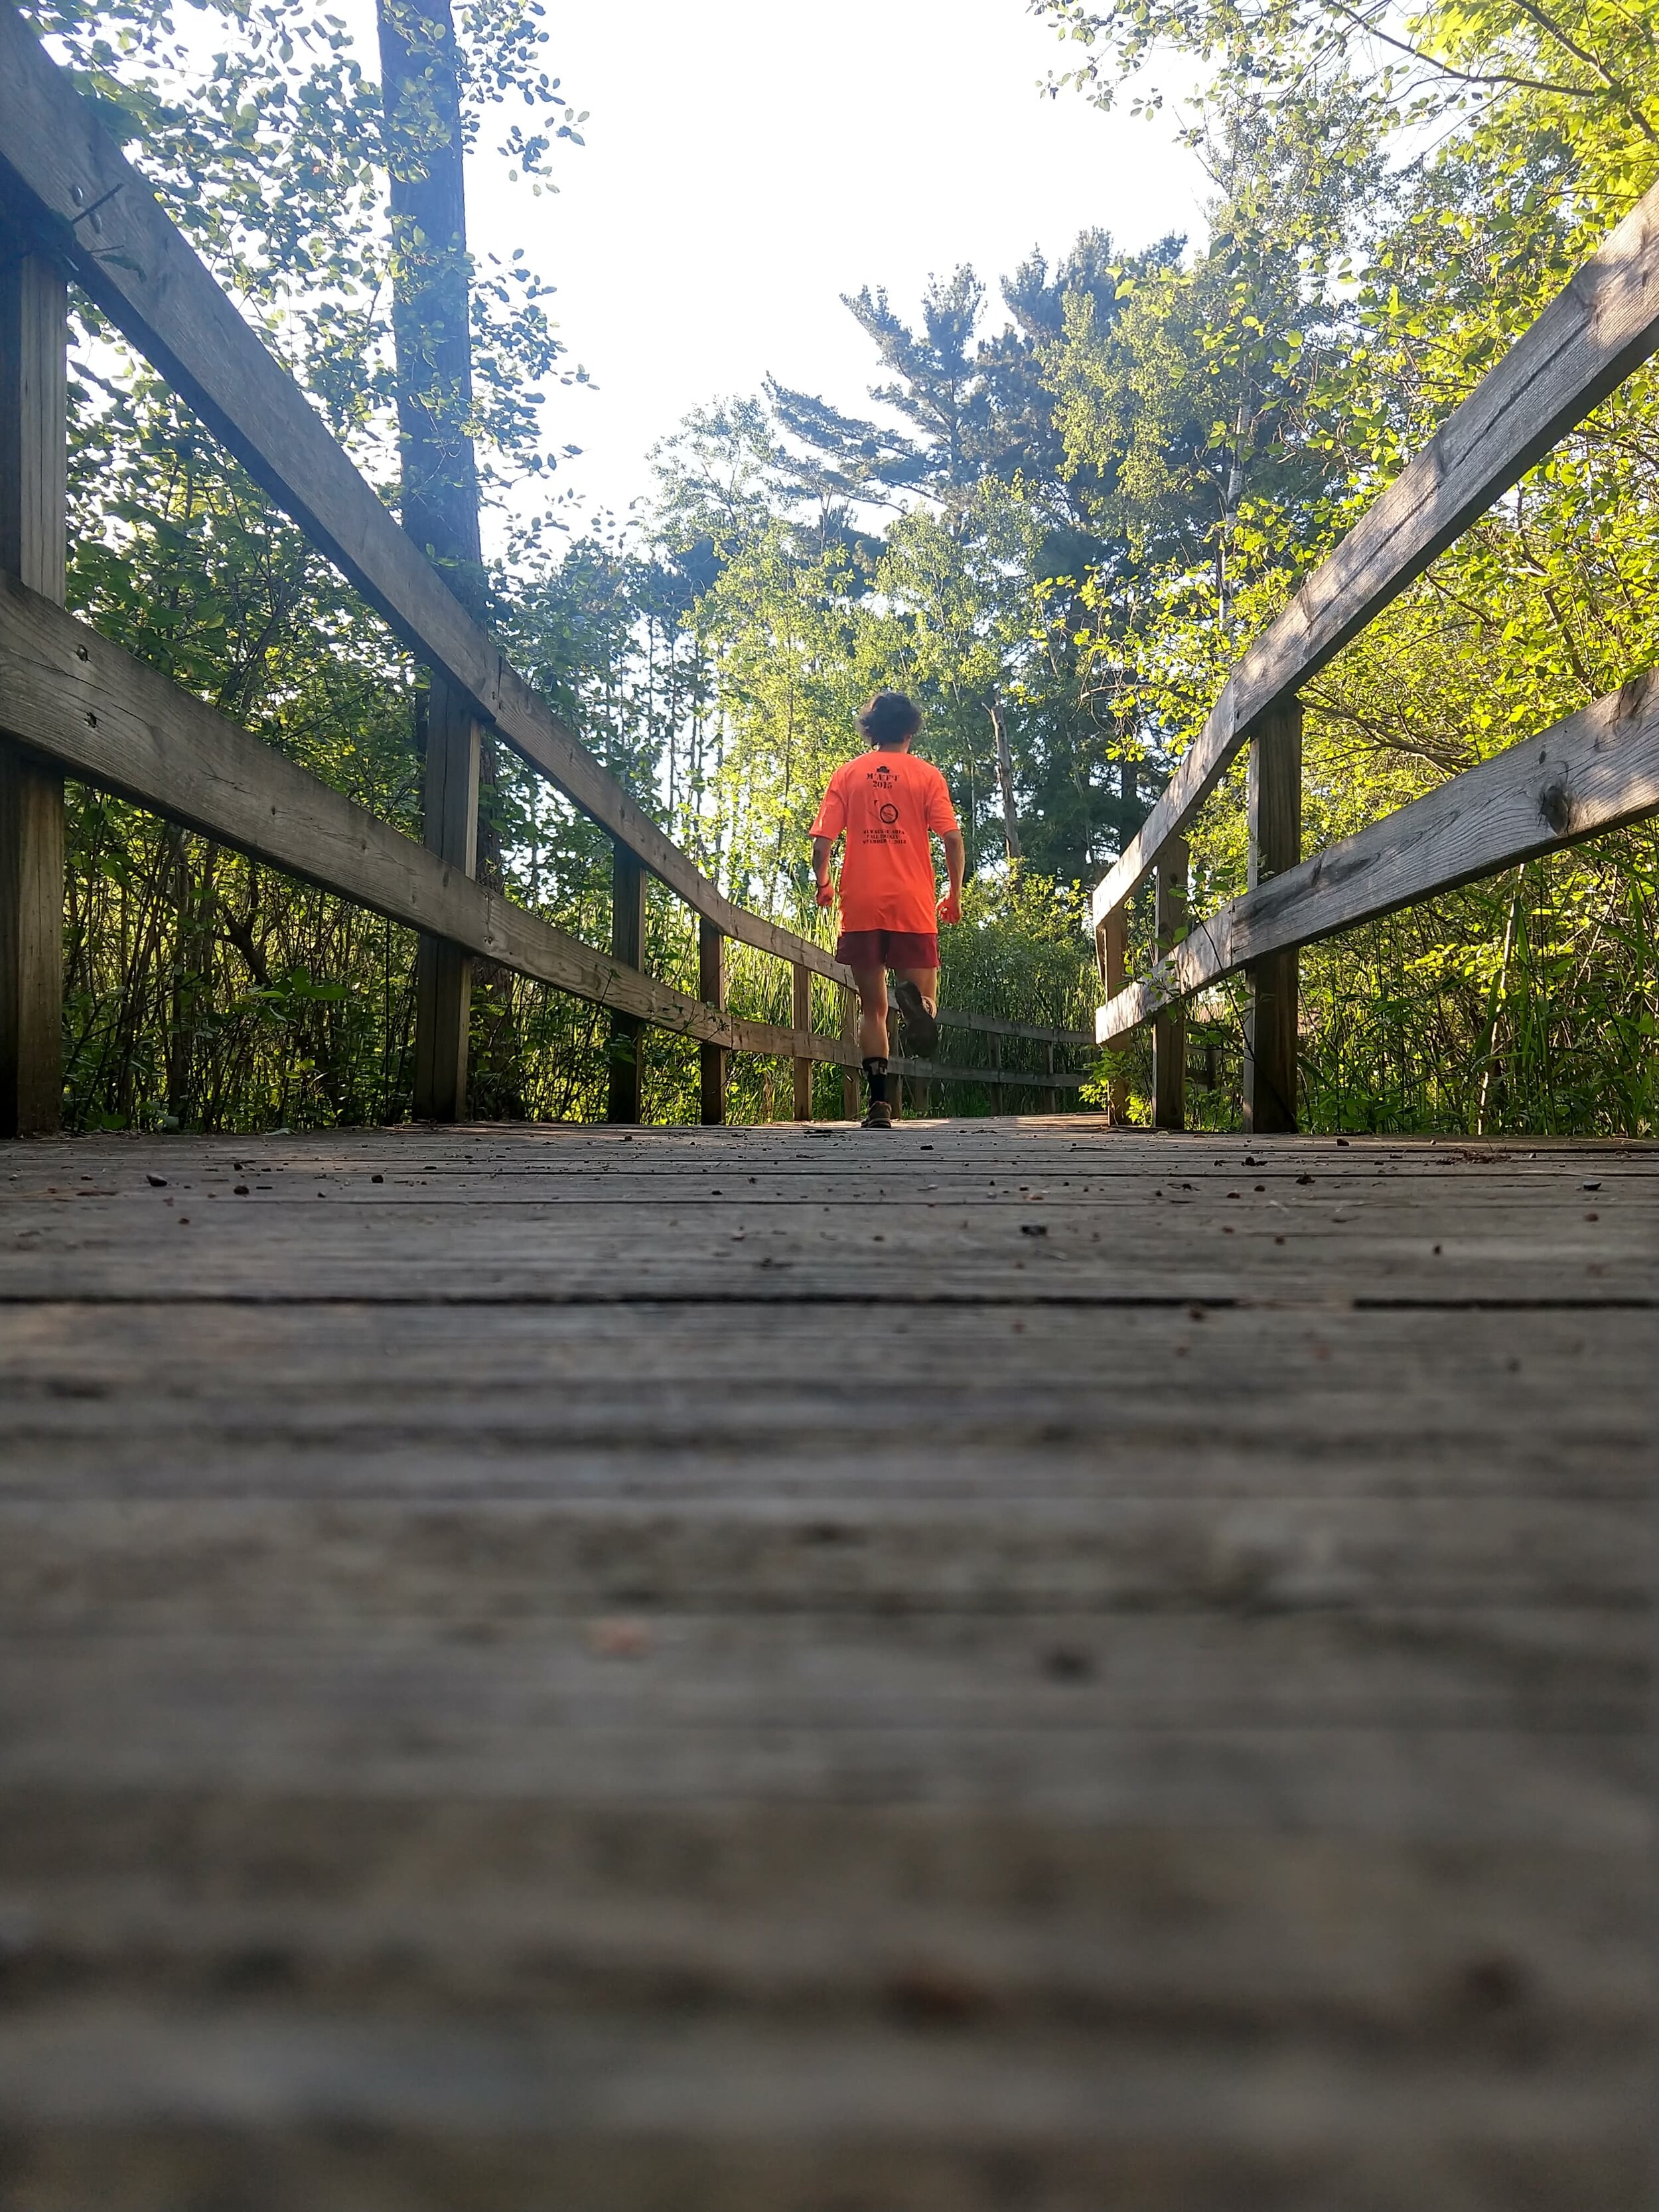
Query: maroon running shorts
[{"left": 835, "top": 928, "right": 939, "bottom": 971}]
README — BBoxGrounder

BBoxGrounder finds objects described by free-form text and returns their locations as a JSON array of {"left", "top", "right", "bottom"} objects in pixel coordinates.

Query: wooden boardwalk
[{"left": 0, "top": 1116, "right": 1652, "bottom": 2210}]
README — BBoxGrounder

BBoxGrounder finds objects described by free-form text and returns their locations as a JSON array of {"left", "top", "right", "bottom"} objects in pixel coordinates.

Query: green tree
[{"left": 1029, "top": 0, "right": 1659, "bottom": 1132}]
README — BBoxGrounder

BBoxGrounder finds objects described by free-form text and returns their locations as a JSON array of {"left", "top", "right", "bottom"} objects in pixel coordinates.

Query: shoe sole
[{"left": 893, "top": 980, "right": 938, "bottom": 1059}]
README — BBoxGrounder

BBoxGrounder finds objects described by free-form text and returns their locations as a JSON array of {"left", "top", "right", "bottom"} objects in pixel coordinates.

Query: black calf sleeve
[{"left": 861, "top": 1056, "right": 889, "bottom": 1105}]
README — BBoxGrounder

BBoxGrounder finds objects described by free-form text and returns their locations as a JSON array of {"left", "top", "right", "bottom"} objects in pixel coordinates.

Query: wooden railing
[
  {"left": 0, "top": 7, "right": 1090, "bottom": 1134},
  {"left": 891, "top": 1009, "right": 1095, "bottom": 1116},
  {"left": 1092, "top": 181, "right": 1659, "bottom": 1132}
]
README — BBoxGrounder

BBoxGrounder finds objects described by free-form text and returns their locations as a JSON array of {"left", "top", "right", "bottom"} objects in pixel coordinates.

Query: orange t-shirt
[{"left": 810, "top": 749, "right": 959, "bottom": 934}]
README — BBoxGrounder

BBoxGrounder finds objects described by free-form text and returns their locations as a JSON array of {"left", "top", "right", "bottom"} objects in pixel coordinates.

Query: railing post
[
  {"left": 607, "top": 838, "right": 646, "bottom": 1124},
  {"left": 791, "top": 958, "right": 812, "bottom": 1121},
  {"left": 841, "top": 987, "right": 859, "bottom": 1122},
  {"left": 412, "top": 674, "right": 480, "bottom": 1121},
  {"left": 990, "top": 1029, "right": 1004, "bottom": 1118},
  {"left": 1244, "top": 698, "right": 1302, "bottom": 1134},
  {"left": 1152, "top": 836, "right": 1188, "bottom": 1130},
  {"left": 699, "top": 918, "right": 726, "bottom": 1126},
  {"left": 0, "top": 250, "right": 66, "bottom": 1139},
  {"left": 1101, "top": 905, "right": 1129, "bottom": 1125}
]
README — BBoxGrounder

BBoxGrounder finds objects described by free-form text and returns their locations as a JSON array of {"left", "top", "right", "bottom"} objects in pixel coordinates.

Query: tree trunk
[
  {"left": 378, "top": 0, "right": 496, "bottom": 1116},
  {"left": 377, "top": 0, "right": 484, "bottom": 609},
  {"left": 986, "top": 696, "right": 1021, "bottom": 861}
]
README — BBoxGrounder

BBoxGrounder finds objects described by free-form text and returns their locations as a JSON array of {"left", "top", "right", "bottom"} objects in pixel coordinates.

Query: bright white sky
[{"left": 465, "top": 0, "right": 1208, "bottom": 529}]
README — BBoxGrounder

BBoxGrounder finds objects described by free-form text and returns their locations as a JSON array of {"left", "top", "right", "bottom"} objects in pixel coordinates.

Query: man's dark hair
[{"left": 857, "top": 691, "right": 922, "bottom": 747}]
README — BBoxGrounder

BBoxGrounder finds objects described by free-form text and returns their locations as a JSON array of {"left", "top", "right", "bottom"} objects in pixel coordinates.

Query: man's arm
[
  {"left": 811, "top": 834, "right": 836, "bottom": 907},
  {"left": 938, "top": 830, "right": 966, "bottom": 924}
]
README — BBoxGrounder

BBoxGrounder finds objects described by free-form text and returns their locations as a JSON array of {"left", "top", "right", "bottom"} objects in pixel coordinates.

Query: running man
[{"left": 810, "top": 690, "right": 966, "bottom": 1129}]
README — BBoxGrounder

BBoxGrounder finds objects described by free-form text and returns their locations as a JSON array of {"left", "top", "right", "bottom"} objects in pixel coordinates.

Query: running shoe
[{"left": 893, "top": 979, "right": 938, "bottom": 1059}]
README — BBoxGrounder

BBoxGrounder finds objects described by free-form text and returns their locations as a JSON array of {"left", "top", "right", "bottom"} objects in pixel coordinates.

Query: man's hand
[
  {"left": 938, "top": 830, "right": 966, "bottom": 927},
  {"left": 815, "top": 878, "right": 835, "bottom": 909}
]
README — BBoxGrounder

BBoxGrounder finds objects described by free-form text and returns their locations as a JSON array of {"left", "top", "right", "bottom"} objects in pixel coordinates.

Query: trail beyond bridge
[{"left": 0, "top": 1117, "right": 1652, "bottom": 2206}]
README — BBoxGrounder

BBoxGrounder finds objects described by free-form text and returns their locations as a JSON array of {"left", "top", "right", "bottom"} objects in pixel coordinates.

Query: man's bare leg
[
  {"left": 849, "top": 964, "right": 894, "bottom": 1126},
  {"left": 851, "top": 964, "right": 890, "bottom": 1061}
]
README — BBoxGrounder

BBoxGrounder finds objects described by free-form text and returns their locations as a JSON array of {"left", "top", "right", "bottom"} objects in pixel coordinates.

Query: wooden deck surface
[{"left": 0, "top": 1116, "right": 1652, "bottom": 2210}]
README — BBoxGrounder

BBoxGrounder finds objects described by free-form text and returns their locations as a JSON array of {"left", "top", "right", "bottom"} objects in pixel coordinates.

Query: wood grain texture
[
  {"left": 607, "top": 839, "right": 647, "bottom": 1125},
  {"left": 1102, "top": 905, "right": 1129, "bottom": 1123},
  {"left": 0, "top": 248, "right": 64, "bottom": 599},
  {"left": 1100, "top": 672, "right": 1659, "bottom": 1040},
  {"left": 1244, "top": 698, "right": 1302, "bottom": 1133},
  {"left": 1153, "top": 838, "right": 1187, "bottom": 1129},
  {"left": 1091, "top": 177, "right": 1659, "bottom": 928},
  {"left": 791, "top": 961, "right": 812, "bottom": 1121},
  {"left": 0, "top": 246, "right": 64, "bottom": 1138},
  {"left": 936, "top": 1008, "right": 1094, "bottom": 1045},
  {"left": 0, "top": 6, "right": 855, "bottom": 988},
  {"left": 0, "top": 739, "right": 61, "bottom": 1137},
  {"left": 0, "top": 1123, "right": 1650, "bottom": 2205},
  {"left": 885, "top": 1055, "right": 1085, "bottom": 1090},
  {"left": 699, "top": 919, "right": 727, "bottom": 1125},
  {"left": 410, "top": 674, "right": 480, "bottom": 1122}
]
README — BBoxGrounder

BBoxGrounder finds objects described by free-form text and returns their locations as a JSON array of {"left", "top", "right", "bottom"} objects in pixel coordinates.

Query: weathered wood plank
[
  {"left": 0, "top": 1615, "right": 1642, "bottom": 1775},
  {"left": 1091, "top": 176, "right": 1659, "bottom": 927},
  {"left": 0, "top": 1789, "right": 1644, "bottom": 2029},
  {"left": 2, "top": 1293, "right": 1650, "bottom": 1509},
  {"left": 0, "top": 1170, "right": 1651, "bottom": 1307},
  {"left": 699, "top": 920, "right": 727, "bottom": 1126},
  {"left": 0, "top": 7, "right": 856, "bottom": 988},
  {"left": 1101, "top": 905, "right": 1129, "bottom": 1123},
  {"left": 0, "top": 740, "right": 60, "bottom": 1136},
  {"left": 1244, "top": 697, "right": 1301, "bottom": 1133},
  {"left": 0, "top": 2043, "right": 1654, "bottom": 2212},
  {"left": 885, "top": 1055, "right": 1086, "bottom": 1089},
  {"left": 0, "top": 246, "right": 64, "bottom": 1138},
  {"left": 0, "top": 1123, "right": 1648, "bottom": 2203},
  {"left": 411, "top": 676, "right": 480, "bottom": 1121},
  {"left": 937, "top": 1009, "right": 1094, "bottom": 1046},
  {"left": 2, "top": 1493, "right": 1645, "bottom": 1617},
  {"left": 0, "top": 2008, "right": 1644, "bottom": 2212},
  {"left": 1099, "top": 672, "right": 1659, "bottom": 1039},
  {"left": 1153, "top": 838, "right": 1187, "bottom": 1129},
  {"left": 607, "top": 840, "right": 646, "bottom": 1124},
  {"left": 791, "top": 962, "right": 812, "bottom": 1121}
]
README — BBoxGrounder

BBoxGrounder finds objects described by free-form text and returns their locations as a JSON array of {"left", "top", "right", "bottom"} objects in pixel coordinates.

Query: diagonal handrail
[
  {"left": 1091, "top": 178, "right": 1659, "bottom": 937},
  {"left": 1097, "top": 673, "right": 1659, "bottom": 1041}
]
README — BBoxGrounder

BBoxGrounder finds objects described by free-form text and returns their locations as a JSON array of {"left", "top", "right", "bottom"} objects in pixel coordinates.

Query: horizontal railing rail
[
  {"left": 0, "top": 8, "right": 1094, "bottom": 1129},
  {"left": 1099, "top": 674, "right": 1659, "bottom": 1041},
  {"left": 891, "top": 1007, "right": 1096, "bottom": 1106},
  {"left": 889, "top": 1057, "right": 1086, "bottom": 1092},
  {"left": 1090, "top": 176, "right": 1659, "bottom": 1130},
  {"left": 935, "top": 1009, "right": 1094, "bottom": 1047}
]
